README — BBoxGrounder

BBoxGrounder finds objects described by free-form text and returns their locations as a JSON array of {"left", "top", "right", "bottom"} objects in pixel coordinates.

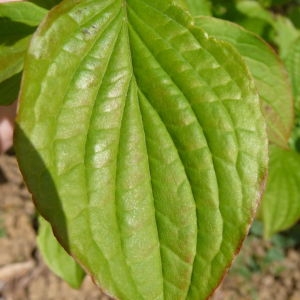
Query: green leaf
[
  {"left": 29, "top": 0, "right": 61, "bottom": 10},
  {"left": 234, "top": 1, "right": 300, "bottom": 58},
  {"left": 0, "top": 2, "right": 48, "bottom": 27},
  {"left": 0, "top": 1, "right": 47, "bottom": 85},
  {"left": 180, "top": 0, "right": 212, "bottom": 16},
  {"left": 37, "top": 216, "right": 85, "bottom": 289},
  {"left": 235, "top": 1, "right": 275, "bottom": 25},
  {"left": 284, "top": 36, "right": 300, "bottom": 108},
  {"left": 0, "top": 72, "right": 21, "bottom": 105},
  {"left": 259, "top": 146, "right": 300, "bottom": 238},
  {"left": 272, "top": 15, "right": 300, "bottom": 59},
  {"left": 196, "top": 16, "right": 294, "bottom": 148},
  {"left": 0, "top": 24, "right": 31, "bottom": 83},
  {"left": 284, "top": 37, "right": 300, "bottom": 152},
  {"left": 288, "top": 5, "right": 300, "bottom": 29},
  {"left": 15, "top": 1, "right": 268, "bottom": 299},
  {"left": 232, "top": 1, "right": 275, "bottom": 39}
]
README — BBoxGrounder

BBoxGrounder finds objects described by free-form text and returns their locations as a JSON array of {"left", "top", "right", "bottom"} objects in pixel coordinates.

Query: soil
[{"left": 0, "top": 152, "right": 300, "bottom": 300}]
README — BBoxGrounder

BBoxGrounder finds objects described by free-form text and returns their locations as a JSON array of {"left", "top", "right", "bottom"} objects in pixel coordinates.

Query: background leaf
[
  {"left": 271, "top": 15, "right": 300, "bottom": 59},
  {"left": 196, "top": 16, "right": 294, "bottom": 148},
  {"left": 285, "top": 36, "right": 300, "bottom": 151},
  {"left": 259, "top": 146, "right": 300, "bottom": 238},
  {"left": 15, "top": 0, "right": 268, "bottom": 299},
  {"left": 0, "top": 2, "right": 47, "bottom": 27},
  {"left": 0, "top": 28, "right": 31, "bottom": 83},
  {"left": 180, "top": 0, "right": 212, "bottom": 16},
  {"left": 29, "top": 0, "right": 61, "bottom": 10},
  {"left": 37, "top": 216, "right": 85, "bottom": 289},
  {"left": 0, "top": 1, "right": 47, "bottom": 105},
  {"left": 285, "top": 36, "right": 300, "bottom": 109},
  {"left": 288, "top": 4, "right": 300, "bottom": 29},
  {"left": 213, "top": 0, "right": 275, "bottom": 39}
]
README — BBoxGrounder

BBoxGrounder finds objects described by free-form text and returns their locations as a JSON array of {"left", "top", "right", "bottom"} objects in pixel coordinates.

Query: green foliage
[
  {"left": 285, "top": 36, "right": 300, "bottom": 111},
  {"left": 28, "top": 0, "right": 62, "bottom": 10},
  {"left": 191, "top": 3, "right": 300, "bottom": 238},
  {"left": 0, "top": 1, "right": 47, "bottom": 105},
  {"left": 259, "top": 146, "right": 300, "bottom": 238},
  {"left": 195, "top": 16, "right": 293, "bottom": 148},
  {"left": 2, "top": 0, "right": 300, "bottom": 298},
  {"left": 13, "top": 0, "right": 268, "bottom": 299},
  {"left": 184, "top": 0, "right": 212, "bottom": 16},
  {"left": 271, "top": 15, "right": 300, "bottom": 59},
  {"left": 0, "top": 1, "right": 47, "bottom": 26},
  {"left": 37, "top": 216, "right": 85, "bottom": 288},
  {"left": 226, "top": 1, "right": 300, "bottom": 238},
  {"left": 285, "top": 36, "right": 300, "bottom": 152}
]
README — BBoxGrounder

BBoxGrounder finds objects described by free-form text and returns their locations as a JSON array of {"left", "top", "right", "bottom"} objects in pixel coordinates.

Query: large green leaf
[
  {"left": 259, "top": 146, "right": 300, "bottom": 238},
  {"left": 15, "top": 0, "right": 268, "bottom": 299},
  {"left": 196, "top": 16, "right": 294, "bottom": 148},
  {"left": 37, "top": 216, "right": 85, "bottom": 289},
  {"left": 0, "top": 1, "right": 47, "bottom": 105}
]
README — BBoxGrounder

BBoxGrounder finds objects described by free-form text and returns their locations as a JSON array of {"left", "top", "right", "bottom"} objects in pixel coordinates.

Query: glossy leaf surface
[
  {"left": 15, "top": 0, "right": 268, "bottom": 299},
  {"left": 37, "top": 216, "right": 85, "bottom": 289},
  {"left": 260, "top": 146, "right": 300, "bottom": 238},
  {"left": 196, "top": 16, "right": 294, "bottom": 148}
]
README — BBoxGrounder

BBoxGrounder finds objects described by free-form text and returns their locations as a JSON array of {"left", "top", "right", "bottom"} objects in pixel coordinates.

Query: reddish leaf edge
[{"left": 207, "top": 169, "right": 268, "bottom": 299}]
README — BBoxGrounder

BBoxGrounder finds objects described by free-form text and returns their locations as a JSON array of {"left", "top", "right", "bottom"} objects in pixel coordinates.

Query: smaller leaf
[
  {"left": 229, "top": 1, "right": 274, "bottom": 40},
  {"left": 37, "top": 216, "right": 85, "bottom": 289},
  {"left": 235, "top": 1, "right": 300, "bottom": 59},
  {"left": 259, "top": 146, "right": 300, "bottom": 238},
  {"left": 236, "top": 1, "right": 275, "bottom": 25},
  {"left": 288, "top": 5, "right": 300, "bottom": 29},
  {"left": 0, "top": 26, "right": 31, "bottom": 83},
  {"left": 285, "top": 36, "right": 300, "bottom": 151},
  {"left": 0, "top": 72, "right": 21, "bottom": 105},
  {"left": 272, "top": 15, "right": 300, "bottom": 59},
  {"left": 29, "top": 0, "right": 61, "bottom": 10},
  {"left": 0, "top": 1, "right": 47, "bottom": 27},
  {"left": 184, "top": 0, "right": 212, "bottom": 16},
  {"left": 0, "top": 1, "right": 47, "bottom": 84},
  {"left": 285, "top": 36, "right": 300, "bottom": 109}
]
